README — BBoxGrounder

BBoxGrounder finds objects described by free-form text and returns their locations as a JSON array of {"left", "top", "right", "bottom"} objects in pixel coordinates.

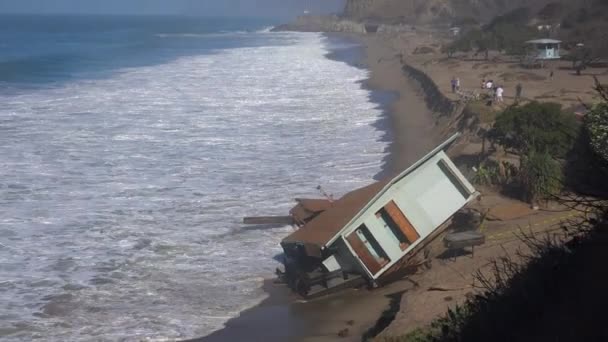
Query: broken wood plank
[{"left": 243, "top": 216, "right": 294, "bottom": 225}]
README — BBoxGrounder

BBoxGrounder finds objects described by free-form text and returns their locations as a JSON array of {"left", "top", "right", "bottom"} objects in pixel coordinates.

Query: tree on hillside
[
  {"left": 586, "top": 102, "right": 608, "bottom": 161},
  {"left": 474, "top": 33, "right": 492, "bottom": 60},
  {"left": 445, "top": 28, "right": 494, "bottom": 60},
  {"left": 485, "top": 7, "right": 532, "bottom": 31},
  {"left": 444, "top": 7, "right": 536, "bottom": 59},
  {"left": 566, "top": 46, "right": 595, "bottom": 75},
  {"left": 492, "top": 23, "right": 537, "bottom": 55},
  {"left": 444, "top": 28, "right": 477, "bottom": 56},
  {"left": 490, "top": 102, "right": 579, "bottom": 158}
]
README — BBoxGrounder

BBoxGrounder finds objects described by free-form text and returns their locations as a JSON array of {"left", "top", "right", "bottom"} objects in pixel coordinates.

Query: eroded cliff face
[{"left": 343, "top": 0, "right": 554, "bottom": 25}]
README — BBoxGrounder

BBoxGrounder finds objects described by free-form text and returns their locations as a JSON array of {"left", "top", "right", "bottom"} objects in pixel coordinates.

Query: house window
[
  {"left": 437, "top": 159, "right": 471, "bottom": 199},
  {"left": 376, "top": 209, "right": 410, "bottom": 250},
  {"left": 355, "top": 226, "right": 389, "bottom": 266}
]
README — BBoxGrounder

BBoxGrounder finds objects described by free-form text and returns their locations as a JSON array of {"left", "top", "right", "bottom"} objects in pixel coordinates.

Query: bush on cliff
[
  {"left": 585, "top": 83, "right": 608, "bottom": 163},
  {"left": 563, "top": 80, "right": 608, "bottom": 198},
  {"left": 490, "top": 102, "right": 578, "bottom": 158},
  {"left": 519, "top": 150, "right": 563, "bottom": 204}
]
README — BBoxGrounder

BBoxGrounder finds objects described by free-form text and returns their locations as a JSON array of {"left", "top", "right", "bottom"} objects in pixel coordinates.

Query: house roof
[
  {"left": 526, "top": 39, "right": 561, "bottom": 44},
  {"left": 282, "top": 180, "right": 389, "bottom": 247},
  {"left": 281, "top": 133, "right": 462, "bottom": 249},
  {"left": 290, "top": 198, "right": 333, "bottom": 224}
]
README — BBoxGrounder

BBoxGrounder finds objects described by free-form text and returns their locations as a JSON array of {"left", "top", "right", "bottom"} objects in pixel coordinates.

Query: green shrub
[
  {"left": 473, "top": 163, "right": 498, "bottom": 186},
  {"left": 491, "top": 102, "right": 579, "bottom": 158},
  {"left": 585, "top": 102, "right": 608, "bottom": 163},
  {"left": 520, "top": 150, "right": 563, "bottom": 203}
]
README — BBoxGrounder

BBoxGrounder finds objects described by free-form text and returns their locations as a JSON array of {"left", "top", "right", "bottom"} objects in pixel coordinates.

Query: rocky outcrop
[{"left": 271, "top": 15, "right": 366, "bottom": 33}]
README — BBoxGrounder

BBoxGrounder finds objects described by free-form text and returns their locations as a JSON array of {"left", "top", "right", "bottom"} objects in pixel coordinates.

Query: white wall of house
[{"left": 336, "top": 151, "right": 476, "bottom": 280}]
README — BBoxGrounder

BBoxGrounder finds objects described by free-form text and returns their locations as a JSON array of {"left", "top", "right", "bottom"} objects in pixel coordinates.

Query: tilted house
[{"left": 280, "top": 134, "right": 478, "bottom": 297}]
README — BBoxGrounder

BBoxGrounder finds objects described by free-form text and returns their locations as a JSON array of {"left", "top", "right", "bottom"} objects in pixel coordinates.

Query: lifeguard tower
[{"left": 524, "top": 39, "right": 561, "bottom": 68}]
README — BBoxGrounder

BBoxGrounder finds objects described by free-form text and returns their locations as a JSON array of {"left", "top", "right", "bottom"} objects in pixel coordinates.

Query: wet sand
[
  {"left": 194, "top": 33, "right": 439, "bottom": 342},
  {"left": 357, "top": 34, "right": 440, "bottom": 174},
  {"left": 196, "top": 279, "right": 414, "bottom": 342},
  {"left": 189, "top": 281, "right": 305, "bottom": 342}
]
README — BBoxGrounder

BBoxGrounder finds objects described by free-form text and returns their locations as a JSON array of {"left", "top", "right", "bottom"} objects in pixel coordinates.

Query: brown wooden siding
[
  {"left": 384, "top": 200, "right": 420, "bottom": 244},
  {"left": 346, "top": 231, "right": 383, "bottom": 275}
]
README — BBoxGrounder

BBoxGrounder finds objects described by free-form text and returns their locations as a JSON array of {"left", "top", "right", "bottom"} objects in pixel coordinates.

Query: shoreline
[
  {"left": 354, "top": 34, "right": 441, "bottom": 175},
  {"left": 194, "top": 32, "right": 442, "bottom": 342},
  {"left": 322, "top": 33, "right": 442, "bottom": 176}
]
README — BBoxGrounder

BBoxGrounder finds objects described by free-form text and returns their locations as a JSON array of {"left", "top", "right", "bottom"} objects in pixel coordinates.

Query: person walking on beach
[
  {"left": 515, "top": 83, "right": 523, "bottom": 102},
  {"left": 451, "top": 77, "right": 457, "bottom": 93},
  {"left": 456, "top": 77, "right": 461, "bottom": 92}
]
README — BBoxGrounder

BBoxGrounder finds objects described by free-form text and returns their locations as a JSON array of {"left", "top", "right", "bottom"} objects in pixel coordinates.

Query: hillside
[
  {"left": 342, "top": 0, "right": 608, "bottom": 58},
  {"left": 342, "top": 0, "right": 556, "bottom": 25}
]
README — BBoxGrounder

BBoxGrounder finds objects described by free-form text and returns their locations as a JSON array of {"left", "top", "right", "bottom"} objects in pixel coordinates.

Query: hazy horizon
[{"left": 0, "top": 0, "right": 345, "bottom": 19}]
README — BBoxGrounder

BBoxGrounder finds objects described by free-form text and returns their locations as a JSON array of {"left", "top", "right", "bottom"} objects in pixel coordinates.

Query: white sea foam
[
  {"left": 0, "top": 32, "right": 388, "bottom": 341},
  {"left": 257, "top": 26, "right": 275, "bottom": 33}
]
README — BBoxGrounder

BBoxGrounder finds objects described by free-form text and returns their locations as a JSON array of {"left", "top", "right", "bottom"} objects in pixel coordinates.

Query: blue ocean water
[
  {"left": 0, "top": 15, "right": 389, "bottom": 341},
  {"left": 0, "top": 15, "right": 276, "bottom": 85}
]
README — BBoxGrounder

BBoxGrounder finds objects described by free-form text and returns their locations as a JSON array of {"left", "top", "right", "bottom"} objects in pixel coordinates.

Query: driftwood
[{"left": 427, "top": 285, "right": 473, "bottom": 292}]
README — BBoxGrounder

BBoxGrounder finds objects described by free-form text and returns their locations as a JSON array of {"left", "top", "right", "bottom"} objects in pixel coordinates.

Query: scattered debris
[{"left": 428, "top": 285, "right": 474, "bottom": 292}]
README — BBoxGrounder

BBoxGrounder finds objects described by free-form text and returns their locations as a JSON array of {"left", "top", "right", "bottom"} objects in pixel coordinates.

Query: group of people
[
  {"left": 452, "top": 77, "right": 525, "bottom": 105},
  {"left": 482, "top": 79, "right": 504, "bottom": 103}
]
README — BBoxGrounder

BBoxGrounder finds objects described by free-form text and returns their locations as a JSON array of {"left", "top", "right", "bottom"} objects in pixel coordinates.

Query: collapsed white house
[{"left": 267, "top": 133, "right": 478, "bottom": 297}]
